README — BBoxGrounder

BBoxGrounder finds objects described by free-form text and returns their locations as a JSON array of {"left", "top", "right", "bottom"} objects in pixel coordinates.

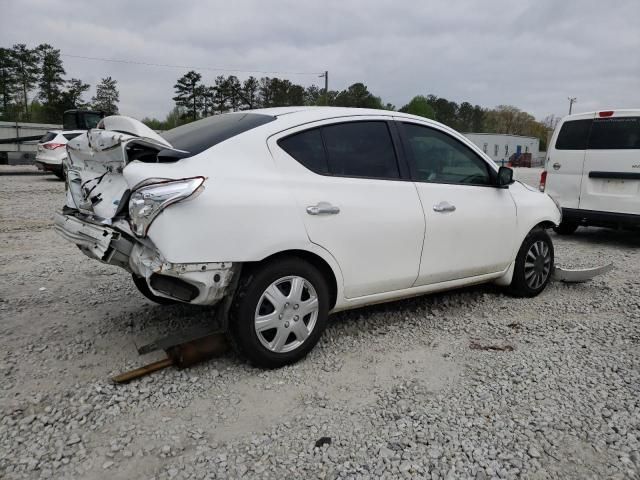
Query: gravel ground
[{"left": 1, "top": 170, "right": 639, "bottom": 479}]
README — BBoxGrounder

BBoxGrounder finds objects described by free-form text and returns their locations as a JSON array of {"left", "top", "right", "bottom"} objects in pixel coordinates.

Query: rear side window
[
  {"left": 63, "top": 133, "right": 82, "bottom": 141},
  {"left": 278, "top": 129, "right": 328, "bottom": 174},
  {"left": 278, "top": 121, "right": 400, "bottom": 180},
  {"left": 588, "top": 117, "right": 640, "bottom": 149},
  {"left": 555, "top": 119, "right": 592, "bottom": 150},
  {"left": 40, "top": 132, "right": 57, "bottom": 143},
  {"left": 162, "top": 113, "right": 276, "bottom": 155}
]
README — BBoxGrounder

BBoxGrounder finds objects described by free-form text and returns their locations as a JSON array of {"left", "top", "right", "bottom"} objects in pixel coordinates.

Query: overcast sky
[{"left": 2, "top": 0, "right": 639, "bottom": 121}]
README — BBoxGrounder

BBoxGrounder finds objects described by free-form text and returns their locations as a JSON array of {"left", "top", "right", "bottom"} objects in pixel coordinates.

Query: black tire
[
  {"left": 553, "top": 221, "right": 578, "bottom": 235},
  {"left": 229, "top": 257, "right": 329, "bottom": 368},
  {"left": 131, "top": 274, "right": 177, "bottom": 305},
  {"left": 508, "top": 228, "right": 554, "bottom": 298},
  {"left": 53, "top": 168, "right": 65, "bottom": 180}
]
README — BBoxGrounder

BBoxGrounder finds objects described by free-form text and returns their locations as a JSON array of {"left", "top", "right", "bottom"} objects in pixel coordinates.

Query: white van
[{"left": 541, "top": 110, "right": 640, "bottom": 234}]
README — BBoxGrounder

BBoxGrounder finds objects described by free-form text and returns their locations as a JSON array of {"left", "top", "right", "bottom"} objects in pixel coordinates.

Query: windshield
[{"left": 161, "top": 113, "right": 276, "bottom": 155}]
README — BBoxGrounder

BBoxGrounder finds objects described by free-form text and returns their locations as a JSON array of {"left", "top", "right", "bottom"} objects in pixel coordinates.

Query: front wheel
[
  {"left": 508, "top": 228, "right": 554, "bottom": 297},
  {"left": 229, "top": 258, "right": 329, "bottom": 368}
]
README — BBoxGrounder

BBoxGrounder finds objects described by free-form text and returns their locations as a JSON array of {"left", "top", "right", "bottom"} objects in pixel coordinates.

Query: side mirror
[{"left": 497, "top": 166, "right": 514, "bottom": 187}]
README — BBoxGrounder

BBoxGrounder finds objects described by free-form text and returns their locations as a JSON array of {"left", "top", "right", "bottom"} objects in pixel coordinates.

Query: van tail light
[
  {"left": 598, "top": 111, "right": 614, "bottom": 118},
  {"left": 43, "top": 143, "right": 65, "bottom": 150},
  {"left": 539, "top": 170, "right": 547, "bottom": 192}
]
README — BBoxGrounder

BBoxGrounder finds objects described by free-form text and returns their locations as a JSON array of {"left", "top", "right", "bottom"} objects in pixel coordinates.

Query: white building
[{"left": 463, "top": 133, "right": 542, "bottom": 166}]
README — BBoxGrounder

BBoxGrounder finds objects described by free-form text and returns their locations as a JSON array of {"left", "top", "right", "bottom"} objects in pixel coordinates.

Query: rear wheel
[
  {"left": 131, "top": 274, "right": 177, "bottom": 305},
  {"left": 508, "top": 228, "right": 554, "bottom": 297},
  {"left": 553, "top": 221, "right": 578, "bottom": 235},
  {"left": 229, "top": 258, "right": 329, "bottom": 368}
]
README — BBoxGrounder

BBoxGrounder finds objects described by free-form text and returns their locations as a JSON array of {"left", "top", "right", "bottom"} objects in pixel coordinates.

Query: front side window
[
  {"left": 588, "top": 117, "right": 640, "bottom": 149},
  {"left": 555, "top": 119, "right": 592, "bottom": 150},
  {"left": 402, "top": 123, "right": 491, "bottom": 185},
  {"left": 279, "top": 121, "right": 400, "bottom": 180}
]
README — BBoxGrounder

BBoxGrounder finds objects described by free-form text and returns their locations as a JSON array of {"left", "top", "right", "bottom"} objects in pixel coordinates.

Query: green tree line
[
  {"left": 0, "top": 44, "right": 119, "bottom": 123},
  {"left": 1, "top": 43, "right": 552, "bottom": 148},
  {"left": 145, "top": 70, "right": 552, "bottom": 148}
]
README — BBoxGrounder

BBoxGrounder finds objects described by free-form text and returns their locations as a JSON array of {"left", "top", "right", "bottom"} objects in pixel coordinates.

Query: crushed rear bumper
[{"left": 53, "top": 212, "right": 237, "bottom": 305}]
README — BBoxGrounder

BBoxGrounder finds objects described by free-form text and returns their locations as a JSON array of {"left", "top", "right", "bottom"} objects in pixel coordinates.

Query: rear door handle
[
  {"left": 307, "top": 202, "right": 340, "bottom": 215},
  {"left": 433, "top": 201, "right": 456, "bottom": 213}
]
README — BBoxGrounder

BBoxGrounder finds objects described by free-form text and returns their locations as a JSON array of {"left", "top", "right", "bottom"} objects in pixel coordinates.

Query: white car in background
[
  {"left": 541, "top": 109, "right": 640, "bottom": 233},
  {"left": 54, "top": 107, "right": 561, "bottom": 367},
  {"left": 35, "top": 130, "right": 85, "bottom": 179}
]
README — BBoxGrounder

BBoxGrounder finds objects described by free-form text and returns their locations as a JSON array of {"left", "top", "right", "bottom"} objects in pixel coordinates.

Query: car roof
[
  {"left": 46, "top": 130, "right": 87, "bottom": 135},
  {"left": 562, "top": 109, "right": 640, "bottom": 121},
  {"left": 246, "top": 106, "right": 447, "bottom": 133}
]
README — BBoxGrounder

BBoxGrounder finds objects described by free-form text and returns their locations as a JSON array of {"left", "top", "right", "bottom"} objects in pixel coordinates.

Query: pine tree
[
  {"left": 0, "top": 47, "right": 17, "bottom": 120},
  {"left": 92, "top": 76, "right": 119, "bottom": 115},
  {"left": 36, "top": 44, "right": 66, "bottom": 122},
  {"left": 11, "top": 44, "right": 40, "bottom": 120},
  {"left": 172, "top": 71, "right": 203, "bottom": 121},
  {"left": 60, "top": 78, "right": 90, "bottom": 110}
]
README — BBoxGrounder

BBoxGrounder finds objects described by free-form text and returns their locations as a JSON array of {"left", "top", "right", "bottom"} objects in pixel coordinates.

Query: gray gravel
[{"left": 1, "top": 171, "right": 639, "bottom": 479}]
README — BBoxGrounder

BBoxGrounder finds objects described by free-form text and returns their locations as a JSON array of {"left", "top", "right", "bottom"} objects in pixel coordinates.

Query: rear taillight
[
  {"left": 598, "top": 110, "right": 614, "bottom": 117},
  {"left": 539, "top": 170, "right": 547, "bottom": 192},
  {"left": 43, "top": 143, "right": 65, "bottom": 150}
]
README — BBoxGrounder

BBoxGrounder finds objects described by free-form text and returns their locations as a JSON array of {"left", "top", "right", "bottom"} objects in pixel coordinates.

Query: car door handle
[
  {"left": 306, "top": 202, "right": 340, "bottom": 215},
  {"left": 433, "top": 201, "right": 456, "bottom": 213},
  {"left": 553, "top": 162, "right": 561, "bottom": 170}
]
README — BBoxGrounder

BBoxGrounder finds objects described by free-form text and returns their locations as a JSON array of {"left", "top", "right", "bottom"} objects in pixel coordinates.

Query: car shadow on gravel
[{"left": 555, "top": 227, "right": 640, "bottom": 248}]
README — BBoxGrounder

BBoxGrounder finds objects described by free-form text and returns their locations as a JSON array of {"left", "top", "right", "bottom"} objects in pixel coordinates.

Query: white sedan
[{"left": 55, "top": 107, "right": 561, "bottom": 367}]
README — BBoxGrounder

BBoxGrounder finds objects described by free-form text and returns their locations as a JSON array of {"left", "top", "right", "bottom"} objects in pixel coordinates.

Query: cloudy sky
[{"left": 2, "top": 0, "right": 639, "bottom": 121}]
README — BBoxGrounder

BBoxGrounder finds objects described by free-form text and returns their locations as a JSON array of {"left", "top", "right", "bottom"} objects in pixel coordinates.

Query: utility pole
[
  {"left": 568, "top": 97, "right": 577, "bottom": 115},
  {"left": 319, "top": 71, "right": 328, "bottom": 105}
]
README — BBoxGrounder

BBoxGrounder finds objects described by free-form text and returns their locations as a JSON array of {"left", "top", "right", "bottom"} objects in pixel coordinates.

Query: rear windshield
[
  {"left": 588, "top": 117, "right": 640, "bottom": 149},
  {"left": 555, "top": 119, "right": 591, "bottom": 150},
  {"left": 161, "top": 113, "right": 276, "bottom": 155},
  {"left": 40, "top": 132, "right": 57, "bottom": 143},
  {"left": 63, "top": 132, "right": 82, "bottom": 141}
]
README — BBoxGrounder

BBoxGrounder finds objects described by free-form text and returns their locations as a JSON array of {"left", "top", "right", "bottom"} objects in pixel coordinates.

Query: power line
[{"left": 61, "top": 53, "right": 323, "bottom": 77}]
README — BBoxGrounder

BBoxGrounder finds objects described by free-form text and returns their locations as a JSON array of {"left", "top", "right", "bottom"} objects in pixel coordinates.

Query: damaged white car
[{"left": 55, "top": 107, "right": 562, "bottom": 367}]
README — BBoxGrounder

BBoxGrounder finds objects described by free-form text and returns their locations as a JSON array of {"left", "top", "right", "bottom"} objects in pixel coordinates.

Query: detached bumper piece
[
  {"left": 551, "top": 263, "right": 614, "bottom": 283},
  {"left": 53, "top": 212, "right": 132, "bottom": 267}
]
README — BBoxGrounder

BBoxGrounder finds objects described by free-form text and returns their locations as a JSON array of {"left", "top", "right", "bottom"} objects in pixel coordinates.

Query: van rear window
[
  {"left": 588, "top": 117, "right": 640, "bottom": 150},
  {"left": 555, "top": 119, "right": 592, "bottom": 150}
]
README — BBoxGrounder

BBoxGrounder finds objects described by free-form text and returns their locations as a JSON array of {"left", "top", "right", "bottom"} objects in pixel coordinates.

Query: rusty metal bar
[{"left": 112, "top": 358, "right": 173, "bottom": 383}]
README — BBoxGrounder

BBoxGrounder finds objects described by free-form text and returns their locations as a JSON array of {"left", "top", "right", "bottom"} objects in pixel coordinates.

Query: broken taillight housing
[
  {"left": 539, "top": 170, "right": 547, "bottom": 192},
  {"left": 43, "top": 143, "right": 66, "bottom": 150},
  {"left": 128, "top": 177, "right": 205, "bottom": 237}
]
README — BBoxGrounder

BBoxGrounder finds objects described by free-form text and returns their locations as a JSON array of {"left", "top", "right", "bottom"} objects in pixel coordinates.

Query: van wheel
[
  {"left": 554, "top": 221, "right": 578, "bottom": 235},
  {"left": 131, "top": 274, "right": 177, "bottom": 305},
  {"left": 229, "top": 258, "right": 329, "bottom": 368},
  {"left": 509, "top": 228, "right": 554, "bottom": 297}
]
